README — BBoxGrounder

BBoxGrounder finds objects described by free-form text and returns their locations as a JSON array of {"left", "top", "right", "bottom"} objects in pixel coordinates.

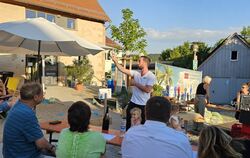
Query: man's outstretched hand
[{"left": 111, "top": 52, "right": 118, "bottom": 64}]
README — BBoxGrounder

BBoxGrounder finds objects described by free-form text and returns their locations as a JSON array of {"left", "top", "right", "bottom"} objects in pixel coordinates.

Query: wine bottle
[
  {"left": 102, "top": 105, "right": 110, "bottom": 131},
  {"left": 118, "top": 80, "right": 129, "bottom": 109}
]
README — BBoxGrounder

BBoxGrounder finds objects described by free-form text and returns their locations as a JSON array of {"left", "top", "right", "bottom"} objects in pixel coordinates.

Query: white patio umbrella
[{"left": 0, "top": 18, "right": 104, "bottom": 82}]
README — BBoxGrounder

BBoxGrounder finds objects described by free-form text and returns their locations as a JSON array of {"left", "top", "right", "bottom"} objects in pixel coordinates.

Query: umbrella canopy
[
  {"left": 0, "top": 18, "right": 104, "bottom": 83},
  {"left": 0, "top": 18, "right": 103, "bottom": 55}
]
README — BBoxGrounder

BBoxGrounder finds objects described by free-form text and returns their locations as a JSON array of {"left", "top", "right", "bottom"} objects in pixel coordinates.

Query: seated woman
[
  {"left": 198, "top": 126, "right": 241, "bottom": 158},
  {"left": 56, "top": 101, "right": 106, "bottom": 158}
]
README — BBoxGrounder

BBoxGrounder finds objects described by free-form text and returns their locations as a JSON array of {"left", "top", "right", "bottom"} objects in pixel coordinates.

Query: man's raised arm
[{"left": 111, "top": 53, "right": 132, "bottom": 76}]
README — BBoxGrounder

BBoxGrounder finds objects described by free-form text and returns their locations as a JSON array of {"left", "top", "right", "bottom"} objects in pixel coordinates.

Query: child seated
[
  {"left": 169, "top": 104, "right": 184, "bottom": 132},
  {"left": 130, "top": 107, "right": 142, "bottom": 127}
]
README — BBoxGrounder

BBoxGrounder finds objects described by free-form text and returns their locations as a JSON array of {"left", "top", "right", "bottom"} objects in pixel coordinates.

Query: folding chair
[{"left": 4, "top": 77, "right": 24, "bottom": 96}]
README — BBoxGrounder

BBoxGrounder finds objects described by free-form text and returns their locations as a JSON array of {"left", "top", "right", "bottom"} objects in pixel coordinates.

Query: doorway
[{"left": 25, "top": 55, "right": 41, "bottom": 82}]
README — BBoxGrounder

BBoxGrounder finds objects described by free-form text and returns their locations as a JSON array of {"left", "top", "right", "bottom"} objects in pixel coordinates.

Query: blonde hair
[
  {"left": 130, "top": 107, "right": 142, "bottom": 115},
  {"left": 198, "top": 126, "right": 241, "bottom": 158},
  {"left": 203, "top": 76, "right": 212, "bottom": 84}
]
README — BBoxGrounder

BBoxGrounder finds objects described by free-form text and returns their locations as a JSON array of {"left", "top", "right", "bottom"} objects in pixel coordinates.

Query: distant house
[{"left": 198, "top": 33, "right": 250, "bottom": 104}]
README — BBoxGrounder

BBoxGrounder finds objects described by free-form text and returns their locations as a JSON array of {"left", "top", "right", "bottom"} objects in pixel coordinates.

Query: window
[
  {"left": 67, "top": 18, "right": 75, "bottom": 29},
  {"left": 105, "top": 52, "right": 111, "bottom": 60},
  {"left": 47, "top": 14, "right": 55, "bottom": 23},
  {"left": 37, "top": 12, "right": 46, "bottom": 19},
  {"left": 26, "top": 10, "right": 36, "bottom": 18},
  {"left": 231, "top": 51, "right": 238, "bottom": 61}
]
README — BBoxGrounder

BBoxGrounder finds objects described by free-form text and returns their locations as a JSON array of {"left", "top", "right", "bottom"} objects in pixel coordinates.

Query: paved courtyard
[{"left": 0, "top": 85, "right": 122, "bottom": 158}]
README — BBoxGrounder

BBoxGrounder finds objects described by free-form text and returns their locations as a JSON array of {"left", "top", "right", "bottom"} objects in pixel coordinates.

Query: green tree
[
  {"left": 160, "top": 42, "right": 210, "bottom": 69},
  {"left": 196, "top": 42, "right": 211, "bottom": 65},
  {"left": 65, "top": 57, "right": 94, "bottom": 84},
  {"left": 110, "top": 8, "right": 147, "bottom": 55},
  {"left": 160, "top": 49, "right": 172, "bottom": 61},
  {"left": 240, "top": 26, "right": 250, "bottom": 43}
]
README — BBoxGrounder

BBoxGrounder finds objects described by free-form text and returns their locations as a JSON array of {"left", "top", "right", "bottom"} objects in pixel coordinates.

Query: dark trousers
[{"left": 126, "top": 101, "right": 145, "bottom": 130}]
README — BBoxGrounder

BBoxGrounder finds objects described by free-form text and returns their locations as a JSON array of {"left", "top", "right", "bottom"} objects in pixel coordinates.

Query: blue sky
[{"left": 99, "top": 0, "right": 250, "bottom": 54}]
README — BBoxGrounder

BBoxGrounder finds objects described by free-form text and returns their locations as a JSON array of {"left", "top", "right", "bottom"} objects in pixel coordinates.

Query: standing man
[
  {"left": 122, "top": 96, "right": 193, "bottom": 158},
  {"left": 3, "top": 82, "right": 55, "bottom": 158},
  {"left": 111, "top": 54, "right": 156, "bottom": 130}
]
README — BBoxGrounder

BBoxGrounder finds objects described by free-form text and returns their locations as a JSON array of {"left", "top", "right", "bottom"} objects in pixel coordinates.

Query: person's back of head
[
  {"left": 20, "top": 82, "right": 42, "bottom": 101},
  {"left": 68, "top": 101, "right": 91, "bottom": 133},
  {"left": 198, "top": 126, "right": 241, "bottom": 158},
  {"left": 146, "top": 96, "right": 171, "bottom": 123}
]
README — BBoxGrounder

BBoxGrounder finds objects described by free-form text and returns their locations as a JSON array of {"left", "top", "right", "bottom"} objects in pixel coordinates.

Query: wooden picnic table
[
  {"left": 40, "top": 120, "right": 122, "bottom": 146},
  {"left": 40, "top": 120, "right": 198, "bottom": 151}
]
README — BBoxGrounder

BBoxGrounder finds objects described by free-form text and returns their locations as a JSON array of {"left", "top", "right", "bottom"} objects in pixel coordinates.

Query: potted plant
[
  {"left": 65, "top": 57, "right": 94, "bottom": 91},
  {"left": 152, "top": 84, "right": 164, "bottom": 96}
]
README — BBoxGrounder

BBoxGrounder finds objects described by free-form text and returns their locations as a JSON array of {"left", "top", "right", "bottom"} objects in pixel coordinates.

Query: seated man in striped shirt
[{"left": 3, "top": 82, "right": 55, "bottom": 158}]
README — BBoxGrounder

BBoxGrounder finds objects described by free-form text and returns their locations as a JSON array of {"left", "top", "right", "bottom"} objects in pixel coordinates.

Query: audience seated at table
[
  {"left": 56, "top": 101, "right": 106, "bottom": 158},
  {"left": 3, "top": 82, "right": 55, "bottom": 157},
  {"left": 122, "top": 96, "right": 193, "bottom": 158},
  {"left": 198, "top": 126, "right": 241, "bottom": 158}
]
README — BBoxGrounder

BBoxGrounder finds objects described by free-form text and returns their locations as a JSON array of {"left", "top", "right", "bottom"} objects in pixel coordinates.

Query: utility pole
[{"left": 192, "top": 42, "right": 199, "bottom": 71}]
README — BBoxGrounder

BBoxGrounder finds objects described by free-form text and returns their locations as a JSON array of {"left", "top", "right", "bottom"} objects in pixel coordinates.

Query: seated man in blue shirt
[
  {"left": 3, "top": 82, "right": 55, "bottom": 158},
  {"left": 122, "top": 96, "right": 193, "bottom": 158}
]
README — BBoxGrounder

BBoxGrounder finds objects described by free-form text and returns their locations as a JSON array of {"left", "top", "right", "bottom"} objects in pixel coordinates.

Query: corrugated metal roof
[{"left": 198, "top": 32, "right": 250, "bottom": 69}]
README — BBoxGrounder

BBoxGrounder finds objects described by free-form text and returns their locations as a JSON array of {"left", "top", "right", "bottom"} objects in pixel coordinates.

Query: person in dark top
[
  {"left": 195, "top": 76, "right": 212, "bottom": 117},
  {"left": 234, "top": 83, "right": 249, "bottom": 119}
]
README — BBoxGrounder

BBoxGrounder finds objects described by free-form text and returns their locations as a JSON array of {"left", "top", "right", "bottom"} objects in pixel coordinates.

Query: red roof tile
[
  {"left": 106, "top": 37, "right": 121, "bottom": 49},
  {"left": 0, "top": 0, "right": 110, "bottom": 22}
]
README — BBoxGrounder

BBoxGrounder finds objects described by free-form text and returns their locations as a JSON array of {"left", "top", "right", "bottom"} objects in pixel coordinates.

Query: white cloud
[{"left": 145, "top": 27, "right": 242, "bottom": 53}]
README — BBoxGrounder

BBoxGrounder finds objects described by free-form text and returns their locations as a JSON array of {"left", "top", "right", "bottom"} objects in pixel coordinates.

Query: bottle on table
[{"left": 102, "top": 102, "right": 110, "bottom": 131}]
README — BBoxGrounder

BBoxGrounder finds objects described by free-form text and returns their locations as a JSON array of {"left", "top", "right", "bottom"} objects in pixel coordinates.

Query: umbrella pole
[{"left": 38, "top": 40, "right": 42, "bottom": 84}]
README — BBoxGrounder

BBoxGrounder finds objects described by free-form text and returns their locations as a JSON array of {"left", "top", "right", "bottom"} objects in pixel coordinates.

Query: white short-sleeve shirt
[
  {"left": 130, "top": 70, "right": 156, "bottom": 105},
  {"left": 121, "top": 120, "right": 193, "bottom": 158}
]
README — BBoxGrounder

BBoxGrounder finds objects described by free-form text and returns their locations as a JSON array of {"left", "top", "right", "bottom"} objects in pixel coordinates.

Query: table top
[
  {"left": 40, "top": 120, "right": 198, "bottom": 150},
  {"left": 40, "top": 120, "right": 123, "bottom": 146}
]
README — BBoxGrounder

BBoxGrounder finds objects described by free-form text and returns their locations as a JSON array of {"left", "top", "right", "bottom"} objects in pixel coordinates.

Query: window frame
[
  {"left": 67, "top": 18, "right": 76, "bottom": 30},
  {"left": 230, "top": 50, "right": 238, "bottom": 61},
  {"left": 25, "top": 9, "right": 36, "bottom": 19}
]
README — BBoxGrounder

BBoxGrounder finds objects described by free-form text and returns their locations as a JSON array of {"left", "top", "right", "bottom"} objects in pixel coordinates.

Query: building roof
[
  {"left": 0, "top": 0, "right": 110, "bottom": 22},
  {"left": 198, "top": 32, "right": 250, "bottom": 69},
  {"left": 105, "top": 37, "right": 122, "bottom": 49}
]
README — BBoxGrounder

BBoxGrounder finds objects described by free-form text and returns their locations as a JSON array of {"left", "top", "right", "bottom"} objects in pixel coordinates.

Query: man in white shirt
[
  {"left": 122, "top": 96, "right": 193, "bottom": 158},
  {"left": 111, "top": 54, "right": 156, "bottom": 130}
]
